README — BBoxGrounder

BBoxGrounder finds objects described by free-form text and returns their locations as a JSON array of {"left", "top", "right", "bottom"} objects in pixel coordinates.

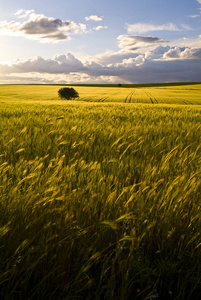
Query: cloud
[
  {"left": 127, "top": 23, "right": 190, "bottom": 34},
  {"left": 83, "top": 53, "right": 201, "bottom": 83},
  {"left": 0, "top": 10, "right": 87, "bottom": 41},
  {"left": 117, "top": 35, "right": 164, "bottom": 51},
  {"left": 85, "top": 15, "right": 103, "bottom": 21},
  {"left": 145, "top": 45, "right": 171, "bottom": 59},
  {"left": 188, "top": 15, "right": 200, "bottom": 18},
  {"left": 167, "top": 35, "right": 201, "bottom": 49},
  {"left": 0, "top": 53, "right": 85, "bottom": 75},
  {"left": 92, "top": 50, "right": 139, "bottom": 65},
  {"left": 163, "top": 47, "right": 201, "bottom": 60},
  {"left": 0, "top": 45, "right": 201, "bottom": 84},
  {"left": 93, "top": 25, "right": 108, "bottom": 31},
  {"left": 116, "top": 55, "right": 145, "bottom": 67},
  {"left": 0, "top": 73, "right": 56, "bottom": 84},
  {"left": 14, "top": 9, "right": 34, "bottom": 18},
  {"left": 197, "top": 0, "right": 201, "bottom": 4}
]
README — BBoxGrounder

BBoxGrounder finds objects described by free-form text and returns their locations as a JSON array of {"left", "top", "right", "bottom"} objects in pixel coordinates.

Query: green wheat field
[{"left": 1, "top": 83, "right": 201, "bottom": 299}]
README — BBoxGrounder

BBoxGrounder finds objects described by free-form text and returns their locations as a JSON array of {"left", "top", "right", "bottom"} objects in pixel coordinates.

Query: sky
[{"left": 0, "top": 0, "right": 201, "bottom": 84}]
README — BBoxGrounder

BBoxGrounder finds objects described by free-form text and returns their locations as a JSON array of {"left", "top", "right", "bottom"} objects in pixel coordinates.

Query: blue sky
[{"left": 0, "top": 0, "right": 201, "bottom": 83}]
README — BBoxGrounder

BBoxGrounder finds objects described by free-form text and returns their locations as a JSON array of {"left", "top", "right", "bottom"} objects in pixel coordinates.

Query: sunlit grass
[
  {"left": 0, "top": 85, "right": 201, "bottom": 299},
  {"left": 0, "top": 83, "right": 201, "bottom": 105}
]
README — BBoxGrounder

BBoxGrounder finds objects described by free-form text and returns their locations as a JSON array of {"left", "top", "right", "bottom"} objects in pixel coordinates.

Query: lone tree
[{"left": 58, "top": 87, "right": 79, "bottom": 100}]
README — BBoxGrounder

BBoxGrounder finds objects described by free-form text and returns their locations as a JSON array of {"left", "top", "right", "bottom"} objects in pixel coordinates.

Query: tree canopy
[{"left": 58, "top": 87, "right": 79, "bottom": 100}]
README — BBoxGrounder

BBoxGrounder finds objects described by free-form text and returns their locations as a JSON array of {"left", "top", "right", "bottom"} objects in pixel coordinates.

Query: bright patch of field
[
  {"left": 0, "top": 83, "right": 201, "bottom": 104},
  {"left": 79, "top": 84, "right": 201, "bottom": 104},
  {"left": 1, "top": 86, "right": 201, "bottom": 299}
]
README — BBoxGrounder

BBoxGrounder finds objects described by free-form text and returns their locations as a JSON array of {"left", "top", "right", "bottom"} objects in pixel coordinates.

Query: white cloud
[
  {"left": 93, "top": 25, "right": 108, "bottom": 31},
  {"left": 168, "top": 36, "right": 201, "bottom": 49},
  {"left": 0, "top": 44, "right": 201, "bottom": 84},
  {"left": 0, "top": 53, "right": 86, "bottom": 75},
  {"left": 14, "top": 9, "right": 24, "bottom": 16},
  {"left": 145, "top": 45, "right": 171, "bottom": 59},
  {"left": 163, "top": 47, "right": 201, "bottom": 60},
  {"left": 116, "top": 55, "right": 145, "bottom": 67},
  {"left": 26, "top": 54, "right": 84, "bottom": 73},
  {"left": 85, "top": 15, "right": 103, "bottom": 22},
  {"left": 0, "top": 10, "right": 87, "bottom": 41},
  {"left": 197, "top": 0, "right": 201, "bottom": 4},
  {"left": 188, "top": 15, "right": 200, "bottom": 18},
  {"left": 92, "top": 50, "right": 139, "bottom": 65},
  {"left": 127, "top": 23, "right": 190, "bottom": 34},
  {"left": 117, "top": 35, "right": 164, "bottom": 51},
  {"left": 14, "top": 9, "right": 34, "bottom": 18}
]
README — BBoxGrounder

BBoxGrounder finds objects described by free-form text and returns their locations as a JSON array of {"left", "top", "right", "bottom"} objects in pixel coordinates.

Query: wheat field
[
  {"left": 0, "top": 82, "right": 201, "bottom": 104},
  {"left": 0, "top": 84, "right": 201, "bottom": 299}
]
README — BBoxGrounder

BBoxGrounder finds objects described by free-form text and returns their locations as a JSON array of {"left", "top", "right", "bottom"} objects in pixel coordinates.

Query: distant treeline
[
  {"left": 3, "top": 81, "right": 201, "bottom": 88},
  {"left": 62, "top": 82, "right": 201, "bottom": 88}
]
